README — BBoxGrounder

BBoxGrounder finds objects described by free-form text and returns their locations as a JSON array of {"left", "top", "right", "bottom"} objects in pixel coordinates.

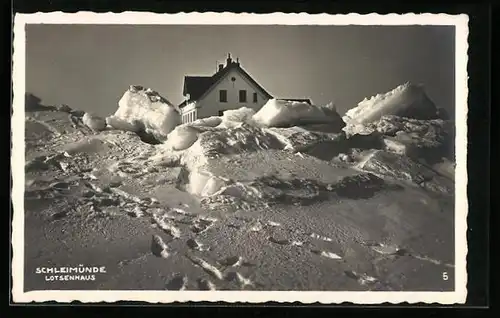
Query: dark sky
[{"left": 26, "top": 24, "right": 455, "bottom": 117}]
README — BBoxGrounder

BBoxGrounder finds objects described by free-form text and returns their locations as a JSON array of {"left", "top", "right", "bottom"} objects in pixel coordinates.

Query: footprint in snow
[
  {"left": 249, "top": 220, "right": 264, "bottom": 232},
  {"left": 171, "top": 207, "right": 195, "bottom": 217},
  {"left": 128, "top": 206, "right": 144, "bottom": 218},
  {"left": 190, "top": 217, "right": 217, "bottom": 234},
  {"left": 344, "top": 270, "right": 378, "bottom": 286},
  {"left": 225, "top": 272, "right": 255, "bottom": 289},
  {"left": 186, "top": 238, "right": 209, "bottom": 251},
  {"left": 266, "top": 221, "right": 281, "bottom": 227},
  {"left": 311, "top": 249, "right": 342, "bottom": 260},
  {"left": 151, "top": 235, "right": 170, "bottom": 258},
  {"left": 49, "top": 181, "right": 71, "bottom": 190},
  {"left": 166, "top": 274, "right": 188, "bottom": 291},
  {"left": 152, "top": 214, "right": 181, "bottom": 239},
  {"left": 309, "top": 232, "right": 333, "bottom": 242},
  {"left": 218, "top": 256, "right": 243, "bottom": 267},
  {"left": 268, "top": 236, "right": 290, "bottom": 246},
  {"left": 196, "top": 278, "right": 217, "bottom": 291},
  {"left": 51, "top": 210, "right": 68, "bottom": 220},
  {"left": 186, "top": 254, "right": 224, "bottom": 281},
  {"left": 364, "top": 241, "right": 409, "bottom": 256}
]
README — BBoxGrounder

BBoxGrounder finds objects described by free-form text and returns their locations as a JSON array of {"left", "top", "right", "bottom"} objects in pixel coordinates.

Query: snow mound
[
  {"left": 164, "top": 124, "right": 207, "bottom": 151},
  {"left": 105, "top": 116, "right": 142, "bottom": 132},
  {"left": 63, "top": 136, "right": 112, "bottom": 155},
  {"left": 221, "top": 107, "right": 256, "bottom": 124},
  {"left": 252, "top": 99, "right": 345, "bottom": 130},
  {"left": 163, "top": 108, "right": 284, "bottom": 153},
  {"left": 343, "top": 82, "right": 439, "bottom": 128},
  {"left": 343, "top": 115, "right": 454, "bottom": 163},
  {"left": 195, "top": 123, "right": 284, "bottom": 157},
  {"left": 157, "top": 123, "right": 286, "bottom": 197},
  {"left": 189, "top": 116, "right": 222, "bottom": 128},
  {"left": 82, "top": 113, "right": 106, "bottom": 131},
  {"left": 109, "top": 85, "right": 180, "bottom": 141},
  {"left": 357, "top": 150, "right": 453, "bottom": 194},
  {"left": 266, "top": 126, "right": 344, "bottom": 152}
]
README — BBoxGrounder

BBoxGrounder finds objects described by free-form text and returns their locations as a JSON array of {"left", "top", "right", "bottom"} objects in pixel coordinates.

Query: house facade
[{"left": 179, "top": 53, "right": 311, "bottom": 123}]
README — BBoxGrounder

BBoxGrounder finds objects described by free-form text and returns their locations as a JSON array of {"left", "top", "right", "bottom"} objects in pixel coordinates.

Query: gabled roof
[
  {"left": 182, "top": 76, "right": 214, "bottom": 102},
  {"left": 180, "top": 62, "right": 273, "bottom": 107}
]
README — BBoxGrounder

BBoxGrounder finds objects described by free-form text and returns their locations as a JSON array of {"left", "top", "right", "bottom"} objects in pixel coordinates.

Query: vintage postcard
[{"left": 11, "top": 12, "right": 469, "bottom": 304}]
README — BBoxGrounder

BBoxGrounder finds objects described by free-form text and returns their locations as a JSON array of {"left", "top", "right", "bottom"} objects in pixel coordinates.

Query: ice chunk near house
[
  {"left": 164, "top": 124, "right": 205, "bottom": 151},
  {"left": 253, "top": 99, "right": 345, "bottom": 131},
  {"left": 343, "top": 82, "right": 439, "bottom": 129},
  {"left": 107, "top": 85, "right": 181, "bottom": 141},
  {"left": 82, "top": 112, "right": 106, "bottom": 131},
  {"left": 105, "top": 116, "right": 142, "bottom": 132},
  {"left": 218, "top": 107, "right": 257, "bottom": 128},
  {"left": 189, "top": 116, "right": 222, "bottom": 128}
]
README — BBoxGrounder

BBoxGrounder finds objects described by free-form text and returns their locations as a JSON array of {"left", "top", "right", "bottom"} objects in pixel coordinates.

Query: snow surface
[
  {"left": 164, "top": 125, "right": 206, "bottom": 151},
  {"left": 252, "top": 99, "right": 345, "bottom": 130},
  {"left": 219, "top": 107, "right": 256, "bottom": 128},
  {"left": 342, "top": 82, "right": 439, "bottom": 128},
  {"left": 22, "top": 84, "right": 455, "bottom": 292},
  {"left": 82, "top": 112, "right": 106, "bottom": 131},
  {"left": 108, "top": 85, "right": 181, "bottom": 141},
  {"left": 105, "top": 115, "right": 141, "bottom": 132}
]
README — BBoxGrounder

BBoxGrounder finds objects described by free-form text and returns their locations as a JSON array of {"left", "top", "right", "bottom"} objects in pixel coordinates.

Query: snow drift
[
  {"left": 253, "top": 99, "right": 345, "bottom": 131},
  {"left": 343, "top": 83, "right": 439, "bottom": 129},
  {"left": 219, "top": 107, "right": 256, "bottom": 128},
  {"left": 164, "top": 107, "right": 262, "bottom": 152},
  {"left": 82, "top": 113, "right": 106, "bottom": 131},
  {"left": 107, "top": 85, "right": 181, "bottom": 141},
  {"left": 342, "top": 114, "right": 454, "bottom": 163}
]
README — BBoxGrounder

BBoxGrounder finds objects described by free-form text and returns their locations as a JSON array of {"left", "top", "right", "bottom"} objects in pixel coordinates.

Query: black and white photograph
[{"left": 11, "top": 12, "right": 469, "bottom": 304}]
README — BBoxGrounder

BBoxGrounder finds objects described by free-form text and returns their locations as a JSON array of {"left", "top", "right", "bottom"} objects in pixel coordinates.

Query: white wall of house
[
  {"left": 195, "top": 68, "right": 270, "bottom": 119},
  {"left": 180, "top": 101, "right": 198, "bottom": 124}
]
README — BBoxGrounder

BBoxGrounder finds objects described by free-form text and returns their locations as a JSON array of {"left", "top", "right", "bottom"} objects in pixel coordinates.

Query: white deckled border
[{"left": 11, "top": 11, "right": 469, "bottom": 304}]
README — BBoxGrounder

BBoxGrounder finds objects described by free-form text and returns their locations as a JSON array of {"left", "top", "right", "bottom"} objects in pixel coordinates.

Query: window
[
  {"left": 219, "top": 90, "right": 227, "bottom": 103},
  {"left": 218, "top": 110, "right": 224, "bottom": 116},
  {"left": 253, "top": 92, "right": 258, "bottom": 103},
  {"left": 239, "top": 90, "right": 247, "bottom": 103}
]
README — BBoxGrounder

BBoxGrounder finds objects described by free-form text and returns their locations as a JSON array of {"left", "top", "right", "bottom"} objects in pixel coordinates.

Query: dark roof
[
  {"left": 277, "top": 98, "right": 312, "bottom": 105},
  {"left": 180, "top": 62, "right": 273, "bottom": 107},
  {"left": 182, "top": 76, "right": 214, "bottom": 101}
]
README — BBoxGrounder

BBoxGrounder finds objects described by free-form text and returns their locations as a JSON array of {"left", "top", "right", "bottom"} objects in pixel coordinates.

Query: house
[{"left": 179, "top": 53, "right": 312, "bottom": 123}]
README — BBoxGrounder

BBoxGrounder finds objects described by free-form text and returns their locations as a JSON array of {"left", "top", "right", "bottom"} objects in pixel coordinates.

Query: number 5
[{"left": 442, "top": 272, "right": 449, "bottom": 281}]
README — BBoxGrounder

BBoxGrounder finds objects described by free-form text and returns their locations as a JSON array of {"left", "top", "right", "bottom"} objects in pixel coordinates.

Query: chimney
[
  {"left": 236, "top": 57, "right": 240, "bottom": 65},
  {"left": 218, "top": 64, "right": 224, "bottom": 72},
  {"left": 226, "top": 53, "right": 232, "bottom": 66}
]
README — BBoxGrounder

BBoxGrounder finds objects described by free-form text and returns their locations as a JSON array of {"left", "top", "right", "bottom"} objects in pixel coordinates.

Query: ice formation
[
  {"left": 252, "top": 99, "right": 345, "bottom": 130},
  {"left": 219, "top": 107, "right": 256, "bottom": 127},
  {"left": 107, "top": 85, "right": 181, "bottom": 141},
  {"left": 343, "top": 82, "right": 439, "bottom": 127},
  {"left": 82, "top": 112, "right": 106, "bottom": 131}
]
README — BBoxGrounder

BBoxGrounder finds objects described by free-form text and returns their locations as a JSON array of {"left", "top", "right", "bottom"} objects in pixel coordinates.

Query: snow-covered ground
[{"left": 22, "top": 84, "right": 455, "bottom": 291}]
